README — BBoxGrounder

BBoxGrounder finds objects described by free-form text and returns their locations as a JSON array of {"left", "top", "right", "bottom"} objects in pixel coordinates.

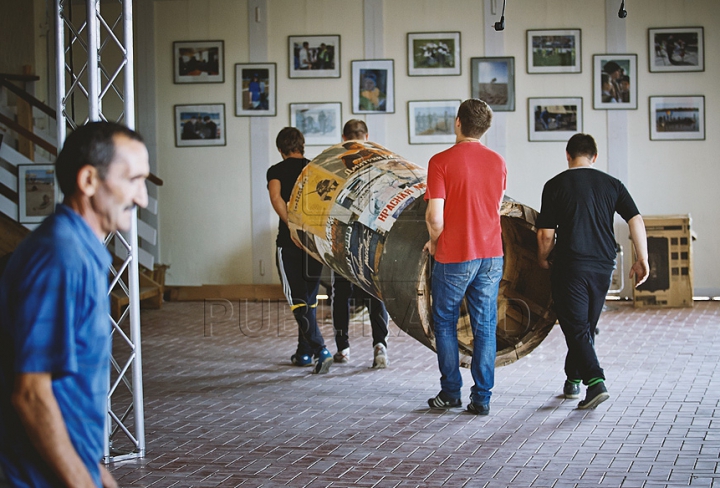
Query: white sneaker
[
  {"left": 372, "top": 343, "right": 388, "bottom": 369},
  {"left": 333, "top": 348, "right": 350, "bottom": 363}
]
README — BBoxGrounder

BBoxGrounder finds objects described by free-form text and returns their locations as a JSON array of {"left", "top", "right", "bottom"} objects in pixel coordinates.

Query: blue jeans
[{"left": 431, "top": 257, "right": 503, "bottom": 405}]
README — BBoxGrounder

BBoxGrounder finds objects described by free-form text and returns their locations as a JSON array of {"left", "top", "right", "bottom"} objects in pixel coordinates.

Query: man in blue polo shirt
[{"left": 0, "top": 122, "right": 149, "bottom": 487}]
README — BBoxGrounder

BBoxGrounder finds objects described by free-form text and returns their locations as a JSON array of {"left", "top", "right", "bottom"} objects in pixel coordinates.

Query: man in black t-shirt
[
  {"left": 267, "top": 127, "right": 333, "bottom": 374},
  {"left": 536, "top": 133, "right": 649, "bottom": 410}
]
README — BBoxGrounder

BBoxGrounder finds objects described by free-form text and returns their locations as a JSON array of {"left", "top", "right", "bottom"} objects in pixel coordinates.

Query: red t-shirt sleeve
[{"left": 424, "top": 156, "right": 446, "bottom": 201}]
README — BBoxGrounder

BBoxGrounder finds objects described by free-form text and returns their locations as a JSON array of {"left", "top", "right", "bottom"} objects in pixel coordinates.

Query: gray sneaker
[
  {"left": 333, "top": 348, "right": 350, "bottom": 363},
  {"left": 371, "top": 343, "right": 388, "bottom": 369}
]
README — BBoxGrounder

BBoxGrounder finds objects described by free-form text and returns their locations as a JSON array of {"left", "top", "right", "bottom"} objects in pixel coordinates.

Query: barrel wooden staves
[{"left": 288, "top": 140, "right": 556, "bottom": 367}]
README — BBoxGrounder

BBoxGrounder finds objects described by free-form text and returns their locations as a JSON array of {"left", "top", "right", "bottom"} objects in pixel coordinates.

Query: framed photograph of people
[
  {"left": 290, "top": 102, "right": 342, "bottom": 146},
  {"left": 351, "top": 60, "right": 395, "bottom": 114},
  {"left": 593, "top": 54, "right": 637, "bottom": 110},
  {"left": 235, "top": 63, "right": 276, "bottom": 116},
  {"left": 526, "top": 29, "right": 581, "bottom": 74},
  {"left": 649, "top": 96, "right": 705, "bottom": 141},
  {"left": 173, "top": 40, "right": 224, "bottom": 84},
  {"left": 288, "top": 35, "right": 340, "bottom": 78},
  {"left": 17, "top": 164, "right": 58, "bottom": 224},
  {"left": 174, "top": 104, "right": 226, "bottom": 147},
  {"left": 470, "top": 57, "right": 515, "bottom": 112},
  {"left": 407, "top": 32, "right": 461, "bottom": 76},
  {"left": 528, "top": 97, "right": 583, "bottom": 142},
  {"left": 407, "top": 100, "right": 461, "bottom": 144},
  {"left": 648, "top": 27, "right": 704, "bottom": 73}
]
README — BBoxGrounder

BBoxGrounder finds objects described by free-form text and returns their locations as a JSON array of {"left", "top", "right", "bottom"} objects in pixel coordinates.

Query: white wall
[{"left": 152, "top": 0, "right": 720, "bottom": 295}]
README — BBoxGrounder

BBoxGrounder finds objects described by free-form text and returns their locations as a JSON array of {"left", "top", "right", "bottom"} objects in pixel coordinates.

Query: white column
[
  {"left": 363, "top": 0, "right": 385, "bottom": 147},
  {"left": 483, "top": 0, "right": 507, "bottom": 160},
  {"left": 249, "top": 0, "right": 273, "bottom": 284},
  {"left": 605, "top": 0, "right": 629, "bottom": 185}
]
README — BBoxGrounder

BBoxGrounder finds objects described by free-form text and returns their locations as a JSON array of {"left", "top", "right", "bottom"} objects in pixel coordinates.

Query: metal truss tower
[{"left": 54, "top": 0, "right": 145, "bottom": 462}]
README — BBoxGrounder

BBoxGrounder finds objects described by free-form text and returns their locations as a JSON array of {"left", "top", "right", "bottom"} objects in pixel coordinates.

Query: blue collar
[{"left": 54, "top": 203, "right": 112, "bottom": 269}]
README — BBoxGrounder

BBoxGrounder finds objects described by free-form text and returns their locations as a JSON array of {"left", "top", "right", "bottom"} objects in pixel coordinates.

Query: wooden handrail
[
  {"left": 0, "top": 113, "right": 57, "bottom": 155},
  {"left": 0, "top": 73, "right": 40, "bottom": 82},
  {"left": 0, "top": 75, "right": 163, "bottom": 187},
  {"left": 0, "top": 77, "right": 56, "bottom": 119}
]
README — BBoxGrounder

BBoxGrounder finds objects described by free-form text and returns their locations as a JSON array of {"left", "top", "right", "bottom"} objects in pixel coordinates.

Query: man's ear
[{"left": 76, "top": 165, "right": 99, "bottom": 197}]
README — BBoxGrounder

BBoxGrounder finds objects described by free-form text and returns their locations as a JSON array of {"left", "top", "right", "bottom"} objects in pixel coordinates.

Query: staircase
[{"left": 0, "top": 72, "right": 165, "bottom": 318}]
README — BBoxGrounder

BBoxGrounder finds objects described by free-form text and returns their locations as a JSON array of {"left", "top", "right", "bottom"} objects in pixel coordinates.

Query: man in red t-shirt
[{"left": 423, "top": 99, "right": 507, "bottom": 415}]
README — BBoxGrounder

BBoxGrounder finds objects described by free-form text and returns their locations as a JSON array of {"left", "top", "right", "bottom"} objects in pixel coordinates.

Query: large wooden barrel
[{"left": 288, "top": 141, "right": 556, "bottom": 366}]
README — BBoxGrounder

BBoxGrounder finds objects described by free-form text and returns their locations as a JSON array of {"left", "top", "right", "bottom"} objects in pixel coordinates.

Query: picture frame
[
  {"left": 470, "top": 57, "right": 515, "bottom": 112},
  {"left": 351, "top": 59, "right": 395, "bottom": 114},
  {"left": 407, "top": 32, "right": 461, "bottom": 76},
  {"left": 18, "top": 164, "right": 58, "bottom": 224},
  {"left": 527, "top": 29, "right": 581, "bottom": 74},
  {"left": 593, "top": 54, "right": 638, "bottom": 110},
  {"left": 173, "top": 40, "right": 224, "bottom": 84},
  {"left": 288, "top": 35, "right": 341, "bottom": 78},
  {"left": 648, "top": 27, "right": 704, "bottom": 73},
  {"left": 174, "top": 104, "right": 226, "bottom": 147},
  {"left": 649, "top": 96, "right": 705, "bottom": 141},
  {"left": 290, "top": 102, "right": 342, "bottom": 146},
  {"left": 235, "top": 63, "right": 276, "bottom": 116},
  {"left": 408, "top": 100, "right": 461, "bottom": 144},
  {"left": 528, "top": 97, "right": 583, "bottom": 142}
]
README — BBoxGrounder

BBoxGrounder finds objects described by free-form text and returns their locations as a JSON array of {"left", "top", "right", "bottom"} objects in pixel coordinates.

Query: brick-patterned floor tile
[{"left": 103, "top": 301, "right": 720, "bottom": 486}]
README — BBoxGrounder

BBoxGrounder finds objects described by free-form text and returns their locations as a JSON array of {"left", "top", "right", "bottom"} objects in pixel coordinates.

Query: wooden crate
[{"left": 633, "top": 214, "right": 693, "bottom": 308}]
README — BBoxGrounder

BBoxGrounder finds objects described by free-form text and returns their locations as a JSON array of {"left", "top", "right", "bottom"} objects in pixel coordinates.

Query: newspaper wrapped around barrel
[{"left": 287, "top": 140, "right": 556, "bottom": 366}]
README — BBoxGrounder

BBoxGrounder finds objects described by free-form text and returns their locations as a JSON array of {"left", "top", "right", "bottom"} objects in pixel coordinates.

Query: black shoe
[
  {"left": 427, "top": 391, "right": 461, "bottom": 409},
  {"left": 466, "top": 402, "right": 490, "bottom": 415},
  {"left": 578, "top": 382, "right": 610, "bottom": 409},
  {"left": 563, "top": 380, "right": 581, "bottom": 399}
]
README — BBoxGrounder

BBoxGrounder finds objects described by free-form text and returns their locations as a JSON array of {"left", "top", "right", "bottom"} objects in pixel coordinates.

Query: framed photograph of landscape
[
  {"left": 471, "top": 57, "right": 515, "bottom": 111},
  {"left": 528, "top": 97, "right": 582, "bottom": 142},
  {"left": 649, "top": 27, "right": 704, "bottom": 73},
  {"left": 527, "top": 29, "right": 581, "bottom": 74},
  {"left": 407, "top": 32, "right": 461, "bottom": 76},
  {"left": 649, "top": 96, "right": 705, "bottom": 141},
  {"left": 173, "top": 40, "right": 224, "bottom": 84},
  {"left": 352, "top": 59, "right": 395, "bottom": 114},
  {"left": 593, "top": 54, "right": 637, "bottom": 110},
  {"left": 235, "top": 63, "right": 276, "bottom": 116},
  {"left": 288, "top": 35, "right": 340, "bottom": 78},
  {"left": 408, "top": 100, "right": 461, "bottom": 144},
  {"left": 290, "top": 102, "right": 342, "bottom": 145},
  {"left": 174, "top": 103, "right": 226, "bottom": 147},
  {"left": 18, "top": 164, "right": 57, "bottom": 223}
]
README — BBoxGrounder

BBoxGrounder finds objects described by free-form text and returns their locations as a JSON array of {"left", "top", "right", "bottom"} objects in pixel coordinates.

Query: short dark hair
[
  {"left": 276, "top": 127, "right": 305, "bottom": 156},
  {"left": 55, "top": 121, "right": 143, "bottom": 197},
  {"left": 457, "top": 99, "right": 492, "bottom": 138},
  {"left": 342, "top": 119, "right": 368, "bottom": 140},
  {"left": 603, "top": 61, "right": 621, "bottom": 75},
  {"left": 566, "top": 133, "right": 597, "bottom": 160}
]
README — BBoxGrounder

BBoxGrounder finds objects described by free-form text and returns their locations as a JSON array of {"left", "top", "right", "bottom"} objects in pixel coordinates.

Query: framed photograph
[
  {"left": 235, "top": 63, "right": 276, "bottom": 116},
  {"left": 290, "top": 102, "right": 342, "bottom": 146},
  {"left": 173, "top": 40, "right": 224, "bottom": 84},
  {"left": 471, "top": 57, "right": 515, "bottom": 112},
  {"left": 288, "top": 35, "right": 340, "bottom": 78},
  {"left": 351, "top": 59, "right": 394, "bottom": 114},
  {"left": 18, "top": 164, "right": 58, "bottom": 223},
  {"left": 528, "top": 97, "right": 583, "bottom": 142},
  {"left": 648, "top": 27, "right": 704, "bottom": 73},
  {"left": 593, "top": 54, "right": 637, "bottom": 110},
  {"left": 407, "top": 32, "right": 461, "bottom": 76},
  {"left": 174, "top": 104, "right": 226, "bottom": 147},
  {"left": 527, "top": 29, "right": 581, "bottom": 74},
  {"left": 649, "top": 96, "right": 705, "bottom": 141},
  {"left": 408, "top": 100, "right": 461, "bottom": 144}
]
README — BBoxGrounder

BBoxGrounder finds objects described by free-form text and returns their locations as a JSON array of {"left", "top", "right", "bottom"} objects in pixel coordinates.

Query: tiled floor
[{"left": 108, "top": 300, "right": 720, "bottom": 487}]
